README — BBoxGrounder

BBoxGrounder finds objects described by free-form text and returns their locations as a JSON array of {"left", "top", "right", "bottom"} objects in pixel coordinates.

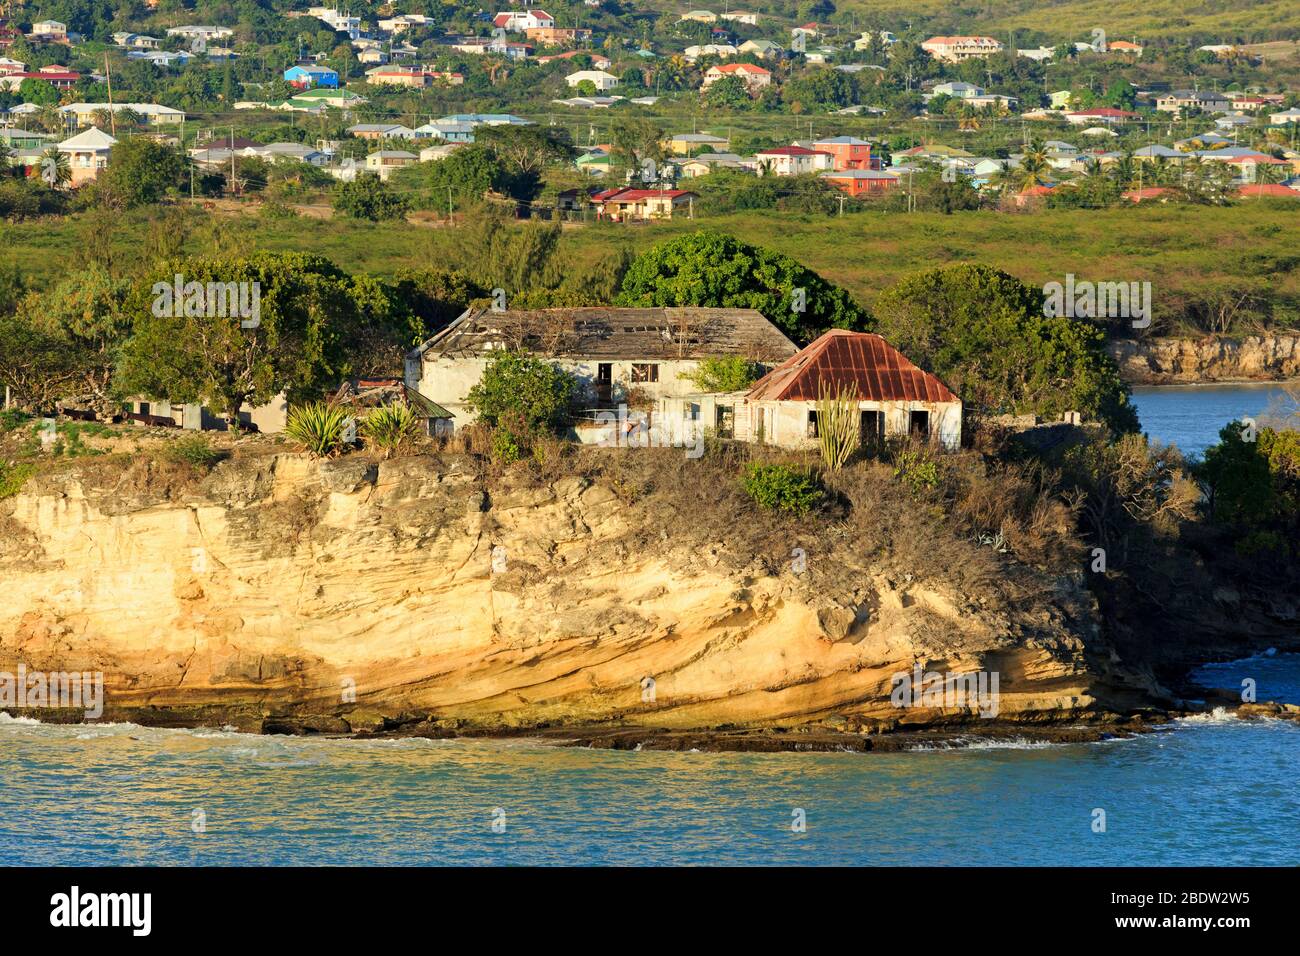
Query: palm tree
[
  {"left": 957, "top": 104, "right": 981, "bottom": 131},
  {"left": 1011, "top": 140, "right": 1051, "bottom": 191},
  {"left": 1108, "top": 151, "right": 1138, "bottom": 190},
  {"left": 38, "top": 147, "right": 70, "bottom": 188},
  {"left": 1256, "top": 161, "right": 1287, "bottom": 185}
]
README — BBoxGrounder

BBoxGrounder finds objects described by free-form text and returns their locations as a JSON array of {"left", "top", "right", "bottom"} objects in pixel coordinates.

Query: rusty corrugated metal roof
[{"left": 745, "top": 330, "right": 958, "bottom": 403}]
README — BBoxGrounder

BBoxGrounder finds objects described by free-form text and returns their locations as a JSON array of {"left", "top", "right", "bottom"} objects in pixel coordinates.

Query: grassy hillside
[
  {"left": 2, "top": 201, "right": 1297, "bottom": 335},
  {"left": 787, "top": 0, "right": 1300, "bottom": 42}
]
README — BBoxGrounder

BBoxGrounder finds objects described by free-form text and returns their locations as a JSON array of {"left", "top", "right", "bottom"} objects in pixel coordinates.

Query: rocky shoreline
[{"left": 1108, "top": 333, "right": 1300, "bottom": 385}]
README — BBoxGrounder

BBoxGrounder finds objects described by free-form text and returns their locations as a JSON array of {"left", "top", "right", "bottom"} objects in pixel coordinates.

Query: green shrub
[
  {"left": 0, "top": 462, "right": 35, "bottom": 499},
  {"left": 741, "top": 462, "right": 822, "bottom": 516},
  {"left": 466, "top": 350, "right": 578, "bottom": 433},
  {"left": 163, "top": 434, "right": 221, "bottom": 469},
  {"left": 361, "top": 403, "right": 420, "bottom": 456},
  {"left": 893, "top": 449, "right": 939, "bottom": 494},
  {"left": 683, "top": 356, "right": 764, "bottom": 393},
  {"left": 492, "top": 427, "right": 524, "bottom": 465},
  {"left": 285, "top": 403, "right": 351, "bottom": 458},
  {"left": 0, "top": 409, "right": 31, "bottom": 435}
]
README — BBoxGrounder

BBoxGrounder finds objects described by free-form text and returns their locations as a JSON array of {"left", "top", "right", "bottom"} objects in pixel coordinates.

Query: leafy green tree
[
  {"left": 19, "top": 263, "right": 132, "bottom": 415},
  {"left": 465, "top": 350, "right": 577, "bottom": 432},
  {"left": 95, "top": 138, "right": 188, "bottom": 209},
  {"left": 413, "top": 144, "right": 510, "bottom": 208},
  {"left": 616, "top": 231, "right": 868, "bottom": 344},
  {"left": 18, "top": 78, "right": 59, "bottom": 105},
  {"left": 1197, "top": 422, "right": 1275, "bottom": 524},
  {"left": 705, "top": 74, "right": 751, "bottom": 109},
  {"left": 684, "top": 356, "right": 763, "bottom": 392},
  {"left": 115, "top": 252, "right": 379, "bottom": 427},
  {"left": 333, "top": 172, "right": 409, "bottom": 221},
  {"left": 873, "top": 264, "right": 1139, "bottom": 432}
]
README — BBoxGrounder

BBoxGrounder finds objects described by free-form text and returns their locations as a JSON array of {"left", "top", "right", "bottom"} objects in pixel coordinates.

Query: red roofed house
[
  {"left": 1237, "top": 183, "right": 1299, "bottom": 199},
  {"left": 702, "top": 62, "right": 772, "bottom": 92},
  {"left": 1064, "top": 107, "right": 1141, "bottom": 125},
  {"left": 737, "top": 330, "right": 962, "bottom": 451},
  {"left": 1122, "top": 187, "right": 1173, "bottom": 203},
  {"left": 591, "top": 187, "right": 697, "bottom": 221},
  {"left": 493, "top": 10, "right": 555, "bottom": 31},
  {"left": 755, "top": 144, "right": 833, "bottom": 176}
]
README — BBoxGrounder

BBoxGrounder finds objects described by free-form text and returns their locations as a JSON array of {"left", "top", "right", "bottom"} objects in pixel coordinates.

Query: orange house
[
  {"left": 812, "top": 136, "right": 876, "bottom": 171},
  {"left": 819, "top": 169, "right": 898, "bottom": 196}
]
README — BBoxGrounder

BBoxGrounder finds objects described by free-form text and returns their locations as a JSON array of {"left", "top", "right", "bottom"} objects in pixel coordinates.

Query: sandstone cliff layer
[
  {"left": 0, "top": 451, "right": 1169, "bottom": 737},
  {"left": 1109, "top": 334, "right": 1300, "bottom": 385}
]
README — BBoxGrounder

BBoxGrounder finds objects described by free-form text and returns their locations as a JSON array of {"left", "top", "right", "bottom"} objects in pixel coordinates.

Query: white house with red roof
[
  {"left": 702, "top": 62, "right": 771, "bottom": 92},
  {"left": 493, "top": 10, "right": 556, "bottom": 31},
  {"left": 755, "top": 144, "right": 833, "bottom": 176},
  {"left": 591, "top": 186, "right": 697, "bottom": 221},
  {"left": 742, "top": 331, "right": 962, "bottom": 451},
  {"left": 1064, "top": 107, "right": 1141, "bottom": 125}
]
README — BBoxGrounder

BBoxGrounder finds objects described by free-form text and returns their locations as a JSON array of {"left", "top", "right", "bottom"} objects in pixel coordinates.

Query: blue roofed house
[{"left": 284, "top": 65, "right": 339, "bottom": 89}]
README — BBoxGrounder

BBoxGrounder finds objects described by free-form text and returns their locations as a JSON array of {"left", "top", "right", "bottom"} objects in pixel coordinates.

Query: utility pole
[{"left": 104, "top": 54, "right": 116, "bottom": 136}]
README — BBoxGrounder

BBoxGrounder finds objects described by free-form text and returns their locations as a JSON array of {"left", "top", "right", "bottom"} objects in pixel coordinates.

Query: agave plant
[
  {"left": 285, "top": 402, "right": 350, "bottom": 458},
  {"left": 360, "top": 403, "right": 419, "bottom": 457}
]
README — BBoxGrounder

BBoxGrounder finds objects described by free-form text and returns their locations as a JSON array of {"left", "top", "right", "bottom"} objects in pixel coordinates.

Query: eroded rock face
[
  {"left": 0, "top": 453, "right": 1164, "bottom": 734},
  {"left": 1108, "top": 335, "right": 1300, "bottom": 385}
]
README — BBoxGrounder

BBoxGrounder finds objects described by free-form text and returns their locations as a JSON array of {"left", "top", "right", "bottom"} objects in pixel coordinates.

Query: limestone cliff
[
  {"left": 1108, "top": 334, "right": 1300, "bottom": 384},
  {"left": 0, "top": 450, "right": 1166, "bottom": 737}
]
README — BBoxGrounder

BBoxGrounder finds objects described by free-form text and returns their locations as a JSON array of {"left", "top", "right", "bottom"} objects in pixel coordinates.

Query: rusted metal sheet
[{"left": 745, "top": 330, "right": 958, "bottom": 403}]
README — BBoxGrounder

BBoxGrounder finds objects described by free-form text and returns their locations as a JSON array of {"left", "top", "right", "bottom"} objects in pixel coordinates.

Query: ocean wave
[{"left": 0, "top": 712, "right": 42, "bottom": 725}]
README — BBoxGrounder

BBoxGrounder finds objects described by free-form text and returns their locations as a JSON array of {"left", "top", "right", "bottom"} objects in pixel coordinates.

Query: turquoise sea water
[{"left": 2, "top": 385, "right": 1296, "bottom": 866}]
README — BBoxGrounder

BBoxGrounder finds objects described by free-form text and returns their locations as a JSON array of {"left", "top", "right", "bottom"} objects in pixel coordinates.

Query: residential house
[
  {"left": 592, "top": 187, "right": 697, "bottom": 221},
  {"left": 288, "top": 88, "right": 368, "bottom": 109},
  {"left": 738, "top": 39, "right": 783, "bottom": 58},
  {"left": 812, "top": 136, "right": 876, "bottom": 170},
  {"left": 755, "top": 145, "right": 833, "bottom": 176},
  {"left": 1049, "top": 90, "right": 1073, "bottom": 109},
  {"left": 365, "top": 66, "right": 464, "bottom": 88},
  {"left": 307, "top": 8, "right": 361, "bottom": 40},
  {"left": 284, "top": 65, "right": 340, "bottom": 89},
  {"left": 113, "top": 32, "right": 161, "bottom": 50},
  {"left": 0, "top": 67, "right": 80, "bottom": 91},
  {"left": 365, "top": 150, "right": 418, "bottom": 180},
  {"left": 61, "top": 102, "right": 185, "bottom": 126},
  {"left": 721, "top": 12, "right": 760, "bottom": 25},
  {"left": 56, "top": 127, "right": 117, "bottom": 185},
  {"left": 679, "top": 10, "right": 718, "bottom": 23},
  {"left": 921, "top": 36, "right": 1003, "bottom": 62},
  {"left": 1237, "top": 183, "right": 1300, "bottom": 199},
  {"left": 1017, "top": 47, "right": 1056, "bottom": 62},
  {"left": 121, "top": 395, "right": 287, "bottom": 433},
  {"left": 1156, "top": 90, "right": 1232, "bottom": 114},
  {"left": 819, "top": 168, "right": 898, "bottom": 196},
  {"left": 419, "top": 121, "right": 476, "bottom": 143},
  {"left": 1064, "top": 107, "right": 1140, "bottom": 125},
  {"left": 406, "top": 306, "right": 797, "bottom": 432},
  {"left": 349, "top": 122, "right": 414, "bottom": 140},
  {"left": 674, "top": 152, "right": 747, "bottom": 177},
  {"left": 165, "top": 25, "right": 234, "bottom": 43},
  {"left": 378, "top": 15, "right": 433, "bottom": 34},
  {"left": 538, "top": 50, "right": 611, "bottom": 69},
  {"left": 684, "top": 44, "right": 737, "bottom": 60},
  {"left": 566, "top": 69, "right": 618, "bottom": 91},
  {"left": 1269, "top": 108, "right": 1300, "bottom": 125},
  {"left": 576, "top": 149, "right": 612, "bottom": 176},
  {"left": 493, "top": 10, "right": 556, "bottom": 31},
  {"left": 0, "top": 57, "right": 26, "bottom": 74},
  {"left": 1108, "top": 40, "right": 1143, "bottom": 54},
  {"left": 731, "top": 330, "right": 962, "bottom": 452},
  {"left": 702, "top": 62, "right": 771, "bottom": 92},
  {"left": 525, "top": 27, "right": 591, "bottom": 45},
  {"left": 666, "top": 132, "right": 730, "bottom": 155},
  {"left": 29, "top": 21, "right": 68, "bottom": 43}
]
